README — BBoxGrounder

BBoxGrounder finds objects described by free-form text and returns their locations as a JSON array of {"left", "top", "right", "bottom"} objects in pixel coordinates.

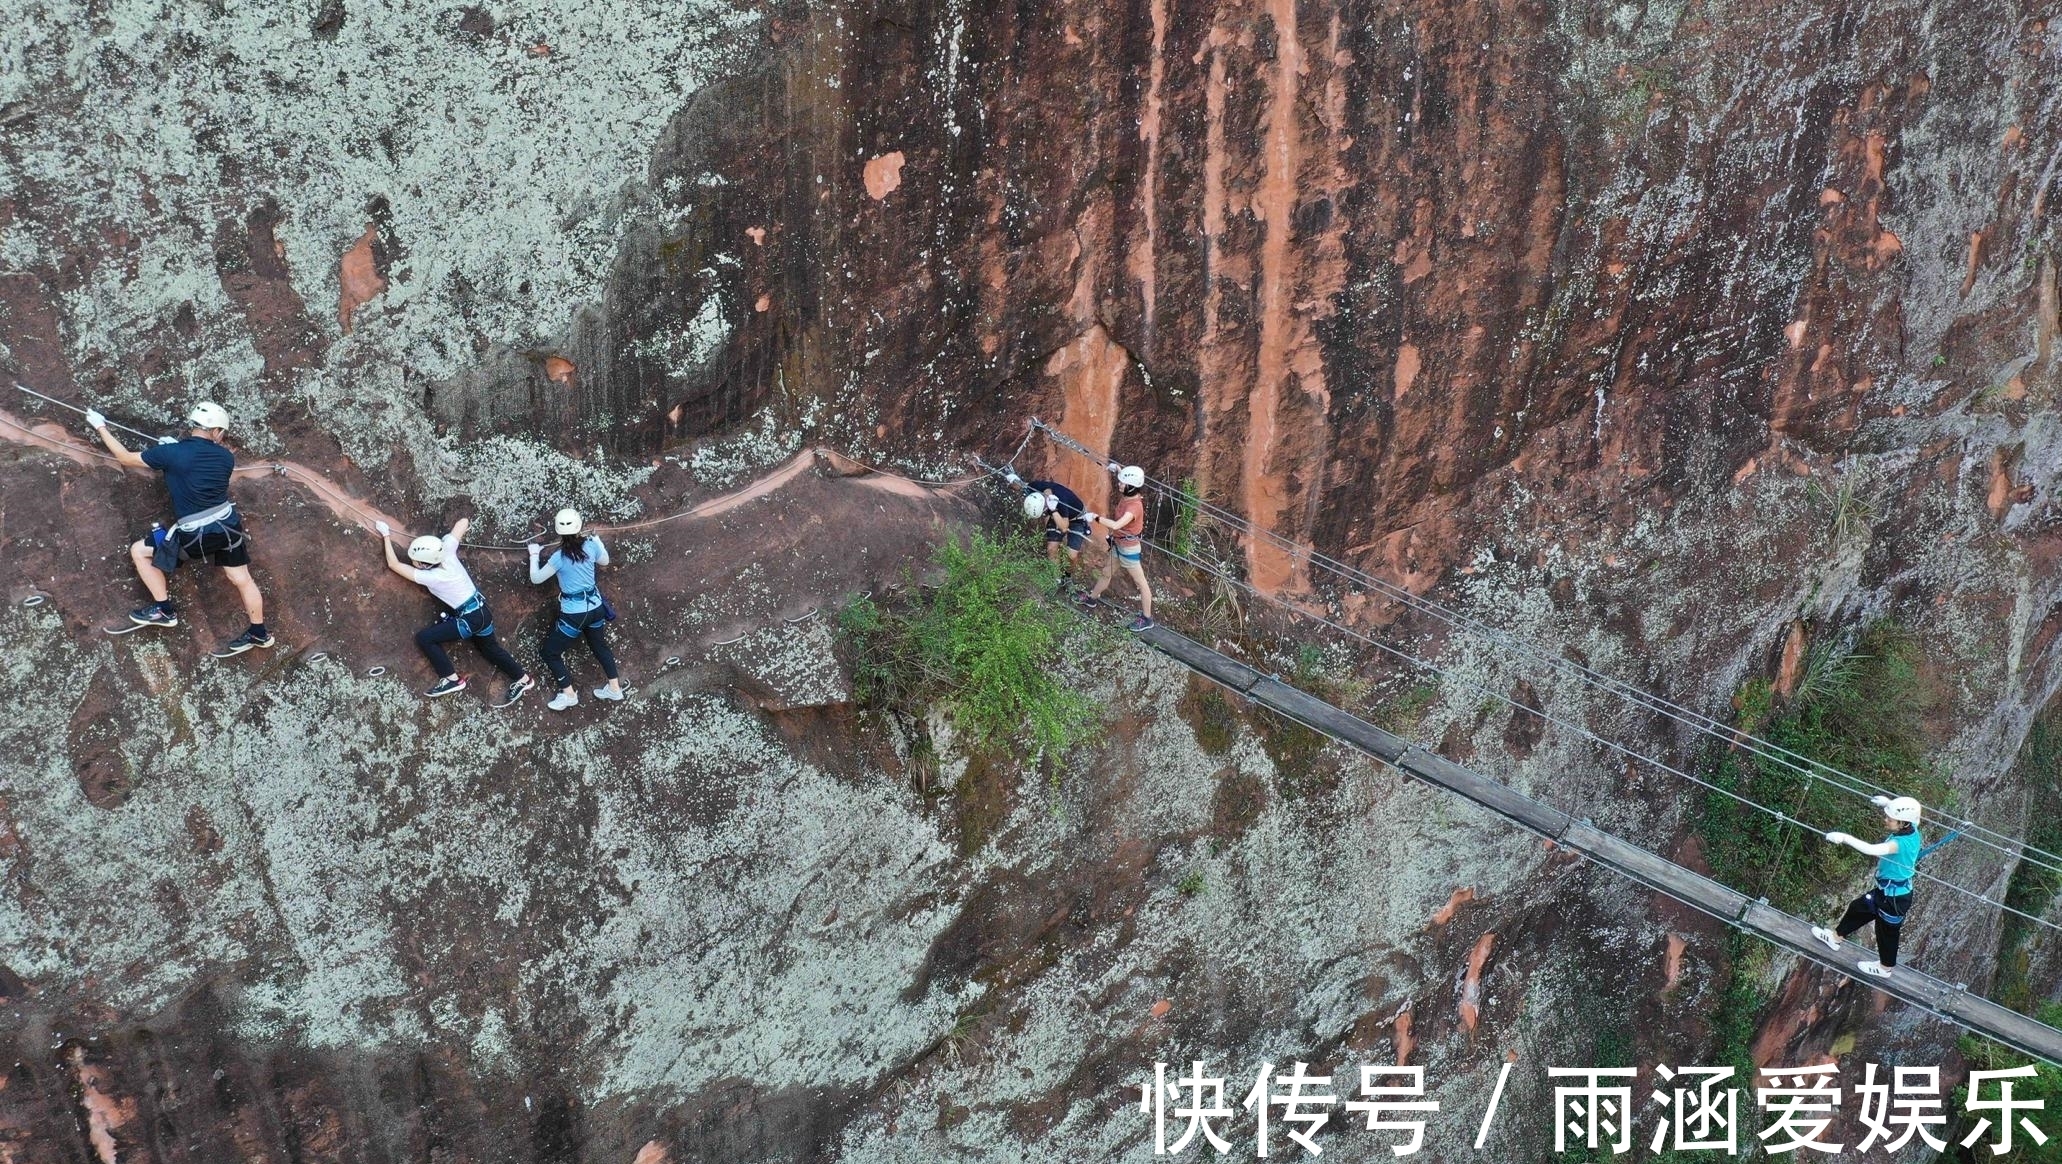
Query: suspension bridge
[{"left": 1006, "top": 419, "right": 2062, "bottom": 1066}]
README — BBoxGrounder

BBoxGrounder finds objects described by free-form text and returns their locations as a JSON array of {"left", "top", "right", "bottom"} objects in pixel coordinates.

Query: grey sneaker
[
  {"left": 494, "top": 674, "right": 535, "bottom": 707},
  {"left": 592, "top": 685, "right": 624, "bottom": 701},
  {"left": 1128, "top": 614, "right": 1156, "bottom": 632},
  {"left": 548, "top": 689, "right": 579, "bottom": 711},
  {"left": 424, "top": 675, "right": 467, "bottom": 699},
  {"left": 129, "top": 604, "right": 178, "bottom": 628}
]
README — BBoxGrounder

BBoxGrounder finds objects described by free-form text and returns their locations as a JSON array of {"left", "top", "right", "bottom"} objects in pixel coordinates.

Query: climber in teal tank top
[{"left": 1809, "top": 796, "right": 1952, "bottom": 980}]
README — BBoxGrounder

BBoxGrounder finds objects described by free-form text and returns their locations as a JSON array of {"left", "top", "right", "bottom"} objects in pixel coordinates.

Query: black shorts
[
  {"left": 143, "top": 521, "right": 250, "bottom": 570},
  {"left": 1045, "top": 518, "right": 1091, "bottom": 551}
]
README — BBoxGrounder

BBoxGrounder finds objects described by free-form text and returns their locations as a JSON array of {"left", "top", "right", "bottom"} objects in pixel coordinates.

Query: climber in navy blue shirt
[
  {"left": 85, "top": 400, "right": 272, "bottom": 655},
  {"left": 1002, "top": 468, "right": 1093, "bottom": 590}
]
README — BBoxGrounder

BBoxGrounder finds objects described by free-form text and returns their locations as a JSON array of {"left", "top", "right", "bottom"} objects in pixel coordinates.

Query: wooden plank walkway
[{"left": 1136, "top": 623, "right": 2062, "bottom": 1066}]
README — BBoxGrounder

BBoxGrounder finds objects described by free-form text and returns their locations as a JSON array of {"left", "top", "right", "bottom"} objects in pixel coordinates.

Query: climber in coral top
[{"left": 1077, "top": 461, "right": 1155, "bottom": 632}]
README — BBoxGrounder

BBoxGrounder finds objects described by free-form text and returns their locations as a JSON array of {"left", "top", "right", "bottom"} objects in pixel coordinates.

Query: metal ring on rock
[
  {"left": 22, "top": 595, "right": 45, "bottom": 607},
  {"left": 367, "top": 666, "right": 387, "bottom": 678},
  {"left": 307, "top": 652, "right": 329, "bottom": 663},
  {"left": 665, "top": 656, "right": 682, "bottom": 667}
]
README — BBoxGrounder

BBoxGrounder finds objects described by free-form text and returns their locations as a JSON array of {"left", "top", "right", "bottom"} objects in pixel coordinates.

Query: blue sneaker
[
  {"left": 424, "top": 675, "right": 467, "bottom": 699},
  {"left": 211, "top": 627, "right": 275, "bottom": 657},
  {"left": 129, "top": 605, "right": 178, "bottom": 628}
]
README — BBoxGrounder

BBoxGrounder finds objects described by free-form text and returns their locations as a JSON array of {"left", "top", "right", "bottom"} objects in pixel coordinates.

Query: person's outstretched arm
[
  {"left": 1823, "top": 830, "right": 1899, "bottom": 858},
  {"left": 592, "top": 537, "right": 610, "bottom": 567},
  {"left": 377, "top": 522, "right": 420, "bottom": 584},
  {"left": 528, "top": 543, "right": 556, "bottom": 584},
  {"left": 85, "top": 410, "right": 149, "bottom": 469}
]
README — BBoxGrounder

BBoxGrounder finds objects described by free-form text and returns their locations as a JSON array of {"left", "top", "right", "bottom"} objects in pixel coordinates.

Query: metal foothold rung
[
  {"left": 665, "top": 656, "right": 682, "bottom": 667},
  {"left": 22, "top": 595, "right": 45, "bottom": 607}
]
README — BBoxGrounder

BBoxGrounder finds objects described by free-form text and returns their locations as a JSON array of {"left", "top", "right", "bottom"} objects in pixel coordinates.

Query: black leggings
[
  {"left": 1836, "top": 888, "right": 1912, "bottom": 967},
  {"left": 541, "top": 607, "right": 619, "bottom": 687},
  {"left": 415, "top": 608, "right": 524, "bottom": 681}
]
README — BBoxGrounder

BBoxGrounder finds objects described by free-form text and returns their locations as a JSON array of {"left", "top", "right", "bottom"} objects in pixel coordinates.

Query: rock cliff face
[{"left": 2, "top": 0, "right": 2061, "bottom": 1159}]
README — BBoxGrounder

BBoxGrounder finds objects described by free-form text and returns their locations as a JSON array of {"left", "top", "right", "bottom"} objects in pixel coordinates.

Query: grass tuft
[{"left": 838, "top": 532, "right": 1103, "bottom": 760}]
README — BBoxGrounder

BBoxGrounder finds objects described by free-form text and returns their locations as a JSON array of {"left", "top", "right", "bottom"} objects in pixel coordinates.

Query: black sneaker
[
  {"left": 211, "top": 628, "right": 276, "bottom": 657},
  {"left": 129, "top": 605, "right": 178, "bottom": 628},
  {"left": 424, "top": 675, "right": 467, "bottom": 699},
  {"left": 1128, "top": 614, "right": 1156, "bottom": 632},
  {"left": 495, "top": 674, "right": 536, "bottom": 707}
]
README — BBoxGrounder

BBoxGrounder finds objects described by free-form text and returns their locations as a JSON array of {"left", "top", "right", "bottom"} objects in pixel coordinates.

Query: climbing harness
[{"left": 450, "top": 593, "right": 493, "bottom": 639}]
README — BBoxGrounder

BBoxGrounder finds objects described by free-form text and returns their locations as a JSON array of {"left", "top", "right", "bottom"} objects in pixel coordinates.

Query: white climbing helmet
[
  {"left": 1117, "top": 465, "right": 1146, "bottom": 489},
  {"left": 554, "top": 508, "right": 582, "bottom": 535},
  {"left": 406, "top": 535, "right": 446, "bottom": 566},
  {"left": 1022, "top": 492, "right": 1052, "bottom": 519},
  {"left": 1883, "top": 796, "right": 1922, "bottom": 824},
  {"left": 188, "top": 401, "right": 230, "bottom": 431}
]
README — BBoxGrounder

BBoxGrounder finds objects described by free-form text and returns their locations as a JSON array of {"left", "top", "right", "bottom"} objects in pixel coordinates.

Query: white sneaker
[
  {"left": 1811, "top": 926, "right": 1841, "bottom": 952},
  {"left": 1857, "top": 960, "right": 1894, "bottom": 979},
  {"left": 548, "top": 689, "right": 579, "bottom": 711},
  {"left": 592, "top": 685, "right": 624, "bottom": 701}
]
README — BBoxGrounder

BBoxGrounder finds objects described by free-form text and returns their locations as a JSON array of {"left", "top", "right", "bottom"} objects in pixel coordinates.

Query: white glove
[
  {"left": 1106, "top": 460, "right": 1121, "bottom": 474},
  {"left": 375, "top": 521, "right": 391, "bottom": 538},
  {"left": 1082, "top": 512, "right": 1099, "bottom": 524},
  {"left": 1004, "top": 469, "right": 1022, "bottom": 485},
  {"left": 84, "top": 408, "right": 106, "bottom": 429},
  {"left": 527, "top": 542, "right": 541, "bottom": 558},
  {"left": 1870, "top": 795, "right": 1891, "bottom": 809},
  {"left": 1824, "top": 831, "right": 1852, "bottom": 846},
  {"left": 156, "top": 435, "right": 178, "bottom": 445}
]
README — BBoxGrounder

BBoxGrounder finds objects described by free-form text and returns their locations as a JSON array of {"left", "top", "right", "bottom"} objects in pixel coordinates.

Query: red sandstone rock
[{"left": 337, "top": 222, "right": 386, "bottom": 333}]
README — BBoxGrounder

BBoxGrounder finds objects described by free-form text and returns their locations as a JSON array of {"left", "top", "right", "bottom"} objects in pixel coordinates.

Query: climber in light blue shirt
[{"left": 528, "top": 508, "right": 624, "bottom": 711}]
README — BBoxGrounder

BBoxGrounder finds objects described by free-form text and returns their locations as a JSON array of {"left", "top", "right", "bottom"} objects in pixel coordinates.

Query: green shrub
[
  {"left": 1168, "top": 476, "right": 1201, "bottom": 559},
  {"left": 1698, "top": 620, "right": 1947, "bottom": 913},
  {"left": 837, "top": 533, "right": 1102, "bottom": 760}
]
